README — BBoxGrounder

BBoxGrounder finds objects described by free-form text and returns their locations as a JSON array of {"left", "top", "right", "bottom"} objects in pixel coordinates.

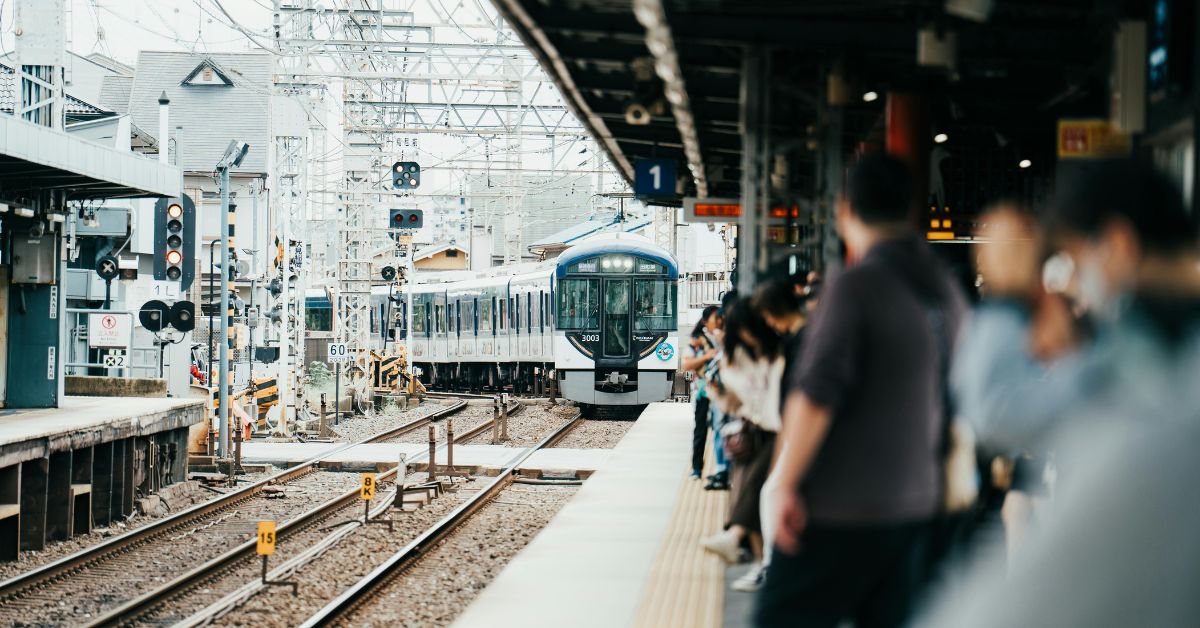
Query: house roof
[
  {"left": 0, "top": 65, "right": 110, "bottom": 118},
  {"left": 527, "top": 212, "right": 652, "bottom": 251},
  {"left": 84, "top": 53, "right": 136, "bottom": 76},
  {"left": 126, "top": 51, "right": 272, "bottom": 173},
  {"left": 414, "top": 241, "right": 468, "bottom": 261},
  {"left": 99, "top": 75, "right": 133, "bottom": 115}
]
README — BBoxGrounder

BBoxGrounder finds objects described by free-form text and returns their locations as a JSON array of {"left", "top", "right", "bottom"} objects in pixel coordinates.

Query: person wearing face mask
[
  {"left": 952, "top": 160, "right": 1200, "bottom": 460},
  {"left": 920, "top": 159, "right": 1200, "bottom": 628}
]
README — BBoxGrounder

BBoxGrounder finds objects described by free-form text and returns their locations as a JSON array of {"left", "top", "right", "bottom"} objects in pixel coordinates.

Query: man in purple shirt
[{"left": 755, "top": 154, "right": 966, "bottom": 628}]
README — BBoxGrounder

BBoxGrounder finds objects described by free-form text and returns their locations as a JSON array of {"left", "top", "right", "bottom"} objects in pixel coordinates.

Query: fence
[
  {"left": 686, "top": 278, "right": 729, "bottom": 309},
  {"left": 65, "top": 309, "right": 161, "bottom": 378}
]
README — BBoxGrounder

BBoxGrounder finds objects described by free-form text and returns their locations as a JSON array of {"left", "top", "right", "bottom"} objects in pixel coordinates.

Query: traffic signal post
[{"left": 215, "top": 140, "right": 250, "bottom": 459}]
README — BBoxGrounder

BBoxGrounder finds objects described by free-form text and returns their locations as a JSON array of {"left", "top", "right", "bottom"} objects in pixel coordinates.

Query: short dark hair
[
  {"left": 752, "top": 279, "right": 802, "bottom": 318},
  {"left": 1049, "top": 159, "right": 1196, "bottom": 253},
  {"left": 846, "top": 153, "right": 913, "bottom": 224}
]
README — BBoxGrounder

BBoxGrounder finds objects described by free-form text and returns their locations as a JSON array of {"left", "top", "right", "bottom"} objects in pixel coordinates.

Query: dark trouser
[
  {"left": 754, "top": 521, "right": 930, "bottom": 628},
  {"left": 691, "top": 395, "right": 711, "bottom": 473}
]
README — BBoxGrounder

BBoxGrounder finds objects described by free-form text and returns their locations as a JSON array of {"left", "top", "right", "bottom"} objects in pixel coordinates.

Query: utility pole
[
  {"left": 218, "top": 166, "right": 231, "bottom": 457},
  {"left": 216, "top": 141, "right": 250, "bottom": 458}
]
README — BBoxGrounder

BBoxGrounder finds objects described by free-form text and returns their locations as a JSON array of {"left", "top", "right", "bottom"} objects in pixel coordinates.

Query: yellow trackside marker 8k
[
  {"left": 256, "top": 521, "right": 276, "bottom": 556},
  {"left": 361, "top": 473, "right": 377, "bottom": 500}
]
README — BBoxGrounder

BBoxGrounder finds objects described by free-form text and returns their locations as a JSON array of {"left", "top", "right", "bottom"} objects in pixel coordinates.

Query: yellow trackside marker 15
[
  {"left": 361, "top": 473, "right": 376, "bottom": 500},
  {"left": 256, "top": 521, "right": 276, "bottom": 556}
]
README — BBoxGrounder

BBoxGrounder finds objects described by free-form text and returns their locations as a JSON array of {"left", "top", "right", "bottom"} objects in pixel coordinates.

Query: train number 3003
[{"left": 581, "top": 334, "right": 599, "bottom": 343}]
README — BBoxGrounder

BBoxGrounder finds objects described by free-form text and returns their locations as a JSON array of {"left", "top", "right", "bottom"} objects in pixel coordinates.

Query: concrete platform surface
[
  {"left": 452, "top": 402, "right": 697, "bottom": 628},
  {"left": 0, "top": 396, "right": 206, "bottom": 467}
]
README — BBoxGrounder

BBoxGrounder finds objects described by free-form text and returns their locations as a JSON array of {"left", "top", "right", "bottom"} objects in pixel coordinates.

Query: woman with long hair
[{"left": 701, "top": 298, "right": 784, "bottom": 591}]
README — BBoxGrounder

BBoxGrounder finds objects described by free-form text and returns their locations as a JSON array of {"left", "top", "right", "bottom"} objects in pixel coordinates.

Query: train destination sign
[{"left": 683, "top": 197, "right": 742, "bottom": 223}]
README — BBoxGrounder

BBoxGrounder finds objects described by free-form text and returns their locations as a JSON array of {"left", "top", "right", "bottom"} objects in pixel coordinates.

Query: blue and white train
[{"left": 403, "top": 235, "right": 681, "bottom": 408}]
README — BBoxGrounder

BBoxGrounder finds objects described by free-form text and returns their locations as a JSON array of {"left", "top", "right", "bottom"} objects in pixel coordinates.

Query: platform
[
  {"left": 236, "top": 441, "right": 612, "bottom": 475},
  {"left": 453, "top": 402, "right": 729, "bottom": 628},
  {"left": 0, "top": 396, "right": 205, "bottom": 468},
  {"left": 0, "top": 396, "right": 205, "bottom": 560}
]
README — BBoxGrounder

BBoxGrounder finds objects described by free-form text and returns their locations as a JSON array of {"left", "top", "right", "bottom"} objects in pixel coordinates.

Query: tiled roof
[
  {"left": 126, "top": 51, "right": 272, "bottom": 173},
  {"left": 0, "top": 65, "right": 109, "bottom": 116}
]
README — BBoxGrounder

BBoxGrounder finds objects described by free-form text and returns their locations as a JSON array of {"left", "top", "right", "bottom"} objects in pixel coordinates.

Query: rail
[
  {"left": 0, "top": 400, "right": 467, "bottom": 602},
  {"left": 93, "top": 398, "right": 528, "bottom": 626},
  {"left": 296, "top": 409, "right": 583, "bottom": 627}
]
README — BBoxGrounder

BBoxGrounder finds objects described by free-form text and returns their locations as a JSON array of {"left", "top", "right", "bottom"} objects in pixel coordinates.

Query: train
[{"left": 303, "top": 234, "right": 681, "bottom": 410}]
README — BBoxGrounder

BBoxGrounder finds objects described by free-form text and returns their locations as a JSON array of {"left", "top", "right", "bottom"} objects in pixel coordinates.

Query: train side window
[
  {"left": 491, "top": 296, "right": 497, "bottom": 336},
  {"left": 455, "top": 301, "right": 461, "bottom": 336},
  {"left": 538, "top": 291, "right": 544, "bottom": 332},
  {"left": 526, "top": 292, "right": 532, "bottom": 333},
  {"left": 499, "top": 296, "right": 507, "bottom": 332},
  {"left": 515, "top": 295, "right": 521, "bottom": 334}
]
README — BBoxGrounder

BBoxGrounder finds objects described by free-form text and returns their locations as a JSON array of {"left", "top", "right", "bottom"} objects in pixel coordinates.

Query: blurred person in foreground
[
  {"left": 682, "top": 305, "right": 720, "bottom": 478},
  {"left": 952, "top": 159, "right": 1200, "bottom": 454},
  {"left": 755, "top": 154, "right": 967, "bottom": 628},
  {"left": 702, "top": 299, "right": 784, "bottom": 591},
  {"left": 922, "top": 158, "right": 1200, "bottom": 627}
]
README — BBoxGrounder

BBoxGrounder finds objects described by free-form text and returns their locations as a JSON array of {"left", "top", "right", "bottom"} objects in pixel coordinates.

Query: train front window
[
  {"left": 634, "top": 280, "right": 677, "bottom": 331},
  {"left": 557, "top": 278, "right": 599, "bottom": 329}
]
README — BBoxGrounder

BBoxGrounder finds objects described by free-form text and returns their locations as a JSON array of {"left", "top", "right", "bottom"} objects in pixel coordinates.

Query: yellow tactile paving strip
[{"left": 632, "top": 445, "right": 728, "bottom": 628}]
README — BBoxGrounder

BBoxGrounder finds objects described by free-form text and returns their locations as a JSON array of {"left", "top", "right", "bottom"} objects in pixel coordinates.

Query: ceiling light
[
  {"left": 1018, "top": 159, "right": 1032, "bottom": 169},
  {"left": 933, "top": 133, "right": 949, "bottom": 144},
  {"left": 862, "top": 91, "right": 879, "bottom": 102}
]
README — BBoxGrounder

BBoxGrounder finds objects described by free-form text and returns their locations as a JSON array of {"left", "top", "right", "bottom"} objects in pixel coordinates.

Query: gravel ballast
[
  {"left": 550, "top": 419, "right": 635, "bottom": 449},
  {"left": 460, "top": 403, "right": 578, "bottom": 447},
  {"left": 0, "top": 471, "right": 363, "bottom": 627},
  {"left": 211, "top": 477, "right": 484, "bottom": 627},
  {"left": 337, "top": 484, "right": 579, "bottom": 627}
]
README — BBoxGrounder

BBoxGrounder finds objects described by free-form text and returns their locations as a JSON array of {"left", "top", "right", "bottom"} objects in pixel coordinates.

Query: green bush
[{"left": 307, "top": 361, "right": 332, "bottom": 388}]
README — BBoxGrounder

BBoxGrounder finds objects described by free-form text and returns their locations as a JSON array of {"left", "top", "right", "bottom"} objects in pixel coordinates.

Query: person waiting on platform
[
  {"left": 758, "top": 154, "right": 967, "bottom": 628},
  {"left": 682, "top": 305, "right": 719, "bottom": 479},
  {"left": 702, "top": 298, "right": 784, "bottom": 592}
]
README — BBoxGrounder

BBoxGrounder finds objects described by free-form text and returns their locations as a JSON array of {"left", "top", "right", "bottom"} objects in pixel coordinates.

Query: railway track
[
  {"left": 0, "top": 401, "right": 469, "bottom": 626},
  {"left": 45, "top": 398, "right": 526, "bottom": 627},
  {"left": 122, "top": 405, "right": 578, "bottom": 628},
  {"left": 296, "top": 410, "right": 582, "bottom": 627}
]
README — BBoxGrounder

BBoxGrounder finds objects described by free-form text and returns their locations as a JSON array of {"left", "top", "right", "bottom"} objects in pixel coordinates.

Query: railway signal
[
  {"left": 389, "top": 208, "right": 424, "bottom": 229},
  {"left": 392, "top": 161, "right": 420, "bottom": 189},
  {"left": 153, "top": 194, "right": 196, "bottom": 290}
]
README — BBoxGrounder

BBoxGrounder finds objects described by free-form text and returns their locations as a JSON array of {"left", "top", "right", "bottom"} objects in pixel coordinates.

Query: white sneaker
[
  {"left": 700, "top": 530, "right": 741, "bottom": 564},
  {"left": 731, "top": 562, "right": 766, "bottom": 592}
]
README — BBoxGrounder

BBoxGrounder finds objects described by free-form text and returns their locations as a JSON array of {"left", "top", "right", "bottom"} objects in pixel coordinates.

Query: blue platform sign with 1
[{"left": 634, "top": 158, "right": 677, "bottom": 197}]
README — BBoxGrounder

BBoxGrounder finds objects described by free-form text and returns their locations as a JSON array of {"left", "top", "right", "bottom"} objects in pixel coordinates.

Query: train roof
[{"left": 554, "top": 234, "right": 679, "bottom": 279}]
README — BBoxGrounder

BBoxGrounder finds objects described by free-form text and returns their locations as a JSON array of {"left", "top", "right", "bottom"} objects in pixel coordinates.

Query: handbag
[{"left": 721, "top": 419, "right": 756, "bottom": 462}]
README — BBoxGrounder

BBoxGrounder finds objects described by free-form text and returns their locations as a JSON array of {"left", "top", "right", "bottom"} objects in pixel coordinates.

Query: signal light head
[
  {"left": 167, "top": 203, "right": 183, "bottom": 219},
  {"left": 168, "top": 219, "right": 182, "bottom": 233},
  {"left": 167, "top": 234, "right": 182, "bottom": 248},
  {"left": 166, "top": 250, "right": 183, "bottom": 265}
]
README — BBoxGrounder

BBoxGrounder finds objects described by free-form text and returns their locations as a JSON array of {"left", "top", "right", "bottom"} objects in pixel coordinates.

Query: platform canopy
[
  {"left": 0, "top": 114, "right": 181, "bottom": 200},
  {"left": 493, "top": 0, "right": 1112, "bottom": 203}
]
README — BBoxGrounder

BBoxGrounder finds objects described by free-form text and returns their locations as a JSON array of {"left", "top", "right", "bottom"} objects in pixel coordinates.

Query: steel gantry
[{"left": 264, "top": 0, "right": 621, "bottom": 426}]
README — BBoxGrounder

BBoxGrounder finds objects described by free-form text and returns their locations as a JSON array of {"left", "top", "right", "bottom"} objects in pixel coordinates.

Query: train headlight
[
  {"left": 602, "top": 258, "right": 613, "bottom": 270},
  {"left": 622, "top": 257, "right": 634, "bottom": 271}
]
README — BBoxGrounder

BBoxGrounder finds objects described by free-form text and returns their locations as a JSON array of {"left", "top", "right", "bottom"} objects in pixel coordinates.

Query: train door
[{"left": 602, "top": 279, "right": 631, "bottom": 358}]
